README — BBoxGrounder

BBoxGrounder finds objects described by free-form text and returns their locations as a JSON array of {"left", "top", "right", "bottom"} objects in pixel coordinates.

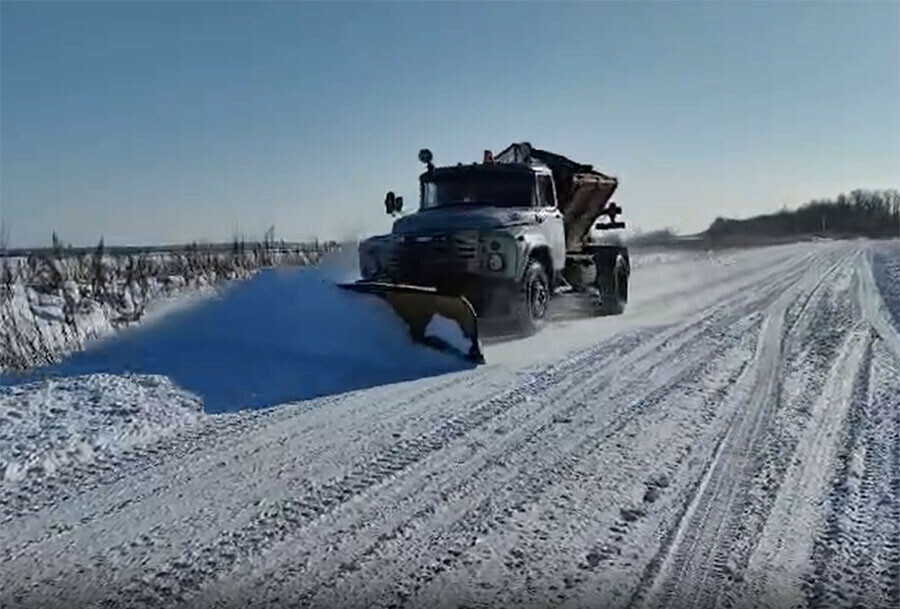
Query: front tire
[
  {"left": 597, "top": 255, "right": 628, "bottom": 315},
  {"left": 516, "top": 259, "right": 550, "bottom": 335}
]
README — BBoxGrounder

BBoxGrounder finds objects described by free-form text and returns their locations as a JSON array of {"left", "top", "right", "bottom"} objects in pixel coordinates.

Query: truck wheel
[
  {"left": 517, "top": 259, "right": 550, "bottom": 334},
  {"left": 597, "top": 255, "right": 628, "bottom": 315}
]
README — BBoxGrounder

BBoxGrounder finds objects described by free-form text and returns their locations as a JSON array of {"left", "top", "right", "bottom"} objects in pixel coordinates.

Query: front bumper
[{"left": 359, "top": 233, "right": 521, "bottom": 318}]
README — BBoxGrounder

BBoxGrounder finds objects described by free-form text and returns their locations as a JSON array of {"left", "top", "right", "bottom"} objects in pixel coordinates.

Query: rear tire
[
  {"left": 597, "top": 255, "right": 628, "bottom": 315},
  {"left": 516, "top": 259, "right": 550, "bottom": 335}
]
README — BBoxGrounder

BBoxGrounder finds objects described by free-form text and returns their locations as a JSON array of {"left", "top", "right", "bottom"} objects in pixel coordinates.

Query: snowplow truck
[{"left": 341, "top": 142, "right": 630, "bottom": 363}]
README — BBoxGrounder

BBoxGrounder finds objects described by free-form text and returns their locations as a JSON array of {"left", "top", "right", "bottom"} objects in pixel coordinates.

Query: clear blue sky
[{"left": 2, "top": 1, "right": 898, "bottom": 248}]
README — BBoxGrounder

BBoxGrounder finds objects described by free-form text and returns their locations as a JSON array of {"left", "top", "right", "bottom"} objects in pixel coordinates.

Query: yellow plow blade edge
[{"left": 338, "top": 281, "right": 484, "bottom": 364}]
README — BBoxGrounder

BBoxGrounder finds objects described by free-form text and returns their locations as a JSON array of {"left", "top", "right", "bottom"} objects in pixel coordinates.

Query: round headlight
[{"left": 487, "top": 252, "right": 504, "bottom": 271}]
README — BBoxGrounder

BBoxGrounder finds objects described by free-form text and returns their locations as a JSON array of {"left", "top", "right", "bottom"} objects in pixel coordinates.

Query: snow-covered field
[{"left": 1, "top": 239, "right": 899, "bottom": 609}]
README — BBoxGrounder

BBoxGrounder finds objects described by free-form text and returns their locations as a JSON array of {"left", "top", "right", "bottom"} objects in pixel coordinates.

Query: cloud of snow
[{"left": 8, "top": 265, "right": 474, "bottom": 413}]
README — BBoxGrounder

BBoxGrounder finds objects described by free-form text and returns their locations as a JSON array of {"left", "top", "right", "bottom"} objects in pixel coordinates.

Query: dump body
[{"left": 494, "top": 143, "right": 620, "bottom": 252}]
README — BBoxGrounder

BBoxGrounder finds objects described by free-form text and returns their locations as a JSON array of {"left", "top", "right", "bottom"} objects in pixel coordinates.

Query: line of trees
[{"left": 707, "top": 189, "right": 900, "bottom": 240}]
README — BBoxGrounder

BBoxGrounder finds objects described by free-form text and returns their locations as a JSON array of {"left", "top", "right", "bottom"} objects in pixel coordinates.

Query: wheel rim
[{"left": 530, "top": 278, "right": 548, "bottom": 320}]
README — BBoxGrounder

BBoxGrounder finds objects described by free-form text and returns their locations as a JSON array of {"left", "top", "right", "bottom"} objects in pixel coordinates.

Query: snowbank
[
  {"left": 0, "top": 247, "right": 329, "bottom": 372},
  {"left": 0, "top": 374, "right": 202, "bottom": 483},
  {"left": 6, "top": 265, "right": 474, "bottom": 413}
]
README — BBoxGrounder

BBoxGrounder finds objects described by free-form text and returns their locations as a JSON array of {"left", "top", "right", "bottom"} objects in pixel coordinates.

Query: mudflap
[{"left": 338, "top": 281, "right": 485, "bottom": 364}]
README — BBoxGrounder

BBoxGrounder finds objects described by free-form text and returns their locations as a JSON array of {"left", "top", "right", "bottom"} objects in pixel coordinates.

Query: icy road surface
[{"left": 1, "top": 240, "right": 899, "bottom": 609}]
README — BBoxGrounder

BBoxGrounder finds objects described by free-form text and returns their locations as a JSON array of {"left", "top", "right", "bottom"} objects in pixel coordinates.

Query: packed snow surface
[{"left": 1, "top": 239, "right": 899, "bottom": 609}]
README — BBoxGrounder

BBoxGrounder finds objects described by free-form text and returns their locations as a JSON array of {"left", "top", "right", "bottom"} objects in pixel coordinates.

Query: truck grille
[
  {"left": 387, "top": 232, "right": 480, "bottom": 284},
  {"left": 453, "top": 232, "right": 478, "bottom": 260}
]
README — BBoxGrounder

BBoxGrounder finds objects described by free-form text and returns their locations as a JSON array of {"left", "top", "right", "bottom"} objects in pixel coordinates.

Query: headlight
[{"left": 487, "top": 252, "right": 504, "bottom": 271}]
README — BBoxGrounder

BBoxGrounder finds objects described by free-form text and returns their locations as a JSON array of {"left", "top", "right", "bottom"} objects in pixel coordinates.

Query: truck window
[
  {"left": 536, "top": 175, "right": 555, "bottom": 208},
  {"left": 421, "top": 173, "right": 533, "bottom": 209}
]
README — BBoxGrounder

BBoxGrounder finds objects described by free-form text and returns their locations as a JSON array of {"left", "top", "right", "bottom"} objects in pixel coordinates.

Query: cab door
[{"left": 535, "top": 173, "right": 566, "bottom": 272}]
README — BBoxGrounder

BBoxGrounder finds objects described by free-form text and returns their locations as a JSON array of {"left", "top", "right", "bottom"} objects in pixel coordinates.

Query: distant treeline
[{"left": 707, "top": 189, "right": 900, "bottom": 240}]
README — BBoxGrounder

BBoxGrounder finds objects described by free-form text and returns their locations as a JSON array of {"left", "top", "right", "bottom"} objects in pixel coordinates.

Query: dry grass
[{"left": 0, "top": 241, "right": 337, "bottom": 373}]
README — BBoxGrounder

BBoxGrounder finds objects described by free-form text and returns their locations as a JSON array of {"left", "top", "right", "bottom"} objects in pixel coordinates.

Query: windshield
[{"left": 421, "top": 173, "right": 533, "bottom": 209}]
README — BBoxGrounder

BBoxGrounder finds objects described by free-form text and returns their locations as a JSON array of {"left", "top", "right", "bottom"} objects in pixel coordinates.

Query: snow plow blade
[{"left": 338, "top": 281, "right": 484, "bottom": 364}]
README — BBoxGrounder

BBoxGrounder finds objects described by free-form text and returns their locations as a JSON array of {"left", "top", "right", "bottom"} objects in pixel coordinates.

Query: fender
[{"left": 517, "top": 232, "right": 556, "bottom": 284}]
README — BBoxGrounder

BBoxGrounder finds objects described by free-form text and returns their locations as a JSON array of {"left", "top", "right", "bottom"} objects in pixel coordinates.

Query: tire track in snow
[
  {"left": 857, "top": 341, "right": 900, "bottom": 609},
  {"left": 712, "top": 253, "right": 865, "bottom": 609},
  {"left": 250, "top": 315, "right": 766, "bottom": 609},
  {"left": 625, "top": 247, "right": 861, "bottom": 609},
  {"left": 3, "top": 373, "right": 533, "bottom": 609},
  {"left": 727, "top": 251, "right": 891, "bottom": 609},
  {"left": 877, "top": 341, "right": 900, "bottom": 609},
  {"left": 859, "top": 246, "right": 900, "bottom": 361},
  {"left": 3, "top": 242, "right": 888, "bottom": 609},
  {"left": 782, "top": 248, "right": 858, "bottom": 341},
  {"left": 5, "top": 331, "right": 657, "bottom": 608},
  {"left": 805, "top": 336, "right": 900, "bottom": 609},
  {"left": 364, "top": 250, "right": 842, "bottom": 609},
  {"left": 17, "top": 245, "right": 824, "bottom": 609},
  {"left": 453, "top": 323, "right": 766, "bottom": 609},
  {"left": 629, "top": 303, "right": 790, "bottom": 609},
  {"left": 698, "top": 250, "right": 897, "bottom": 609},
  {"left": 805, "top": 333, "right": 875, "bottom": 609},
  {"left": 217, "top": 252, "right": 826, "bottom": 608},
  {"left": 134, "top": 260, "right": 799, "bottom": 609},
  {"left": 0, "top": 368, "right": 497, "bottom": 561},
  {"left": 78, "top": 250, "right": 820, "bottom": 608}
]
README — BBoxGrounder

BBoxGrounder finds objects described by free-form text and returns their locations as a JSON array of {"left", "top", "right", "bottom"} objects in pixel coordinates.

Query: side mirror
[
  {"left": 385, "top": 191, "right": 395, "bottom": 215},
  {"left": 384, "top": 191, "right": 404, "bottom": 215}
]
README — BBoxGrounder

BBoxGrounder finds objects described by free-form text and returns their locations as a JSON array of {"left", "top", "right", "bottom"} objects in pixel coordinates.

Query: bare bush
[{"left": 1, "top": 239, "right": 338, "bottom": 373}]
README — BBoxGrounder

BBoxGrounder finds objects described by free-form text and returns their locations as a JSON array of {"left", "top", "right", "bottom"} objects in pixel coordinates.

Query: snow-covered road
[{"left": 1, "top": 240, "right": 899, "bottom": 609}]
